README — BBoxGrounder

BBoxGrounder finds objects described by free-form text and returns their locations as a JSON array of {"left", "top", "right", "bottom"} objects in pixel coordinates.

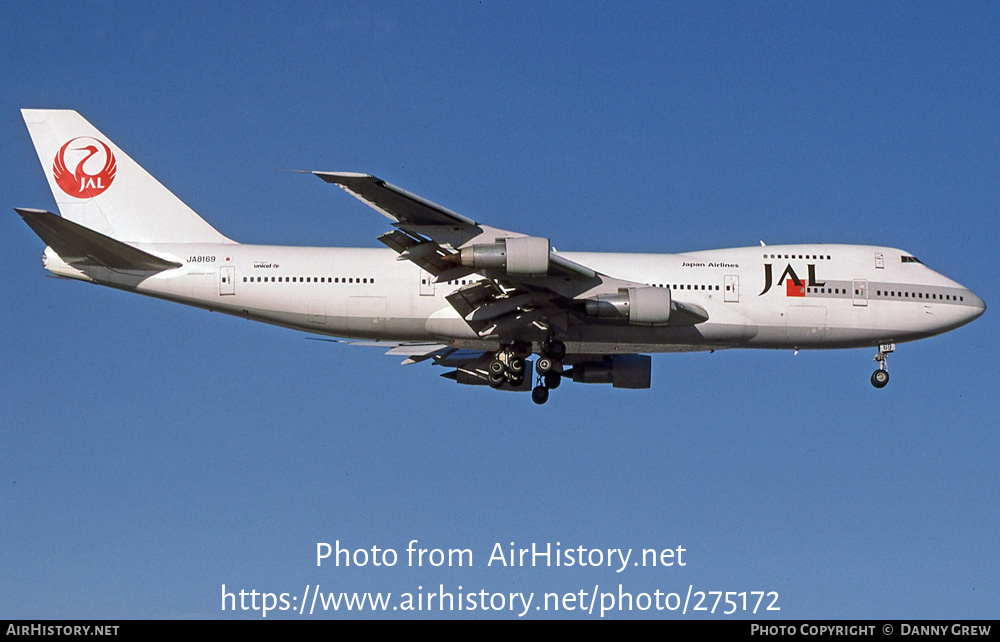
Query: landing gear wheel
[
  {"left": 508, "top": 358, "right": 526, "bottom": 375},
  {"left": 544, "top": 339, "right": 566, "bottom": 360},
  {"left": 871, "top": 369, "right": 889, "bottom": 389},
  {"left": 531, "top": 385, "right": 549, "bottom": 405},
  {"left": 489, "top": 359, "right": 506, "bottom": 376},
  {"left": 489, "top": 372, "right": 505, "bottom": 388},
  {"left": 508, "top": 373, "right": 524, "bottom": 387},
  {"left": 536, "top": 357, "right": 554, "bottom": 375},
  {"left": 544, "top": 372, "right": 562, "bottom": 390}
]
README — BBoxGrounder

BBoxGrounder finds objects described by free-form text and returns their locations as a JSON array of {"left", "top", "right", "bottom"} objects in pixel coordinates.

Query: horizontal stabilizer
[{"left": 15, "top": 208, "right": 181, "bottom": 272}]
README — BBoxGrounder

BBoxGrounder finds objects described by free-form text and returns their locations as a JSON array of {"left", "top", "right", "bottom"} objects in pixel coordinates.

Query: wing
[{"left": 308, "top": 172, "right": 707, "bottom": 344}]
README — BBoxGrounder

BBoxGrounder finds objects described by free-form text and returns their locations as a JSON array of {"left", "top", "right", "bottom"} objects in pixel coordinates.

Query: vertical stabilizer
[{"left": 21, "top": 109, "right": 235, "bottom": 244}]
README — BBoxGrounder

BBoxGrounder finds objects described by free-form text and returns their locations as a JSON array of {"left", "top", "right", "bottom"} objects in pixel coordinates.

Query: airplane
[{"left": 16, "top": 109, "right": 986, "bottom": 404}]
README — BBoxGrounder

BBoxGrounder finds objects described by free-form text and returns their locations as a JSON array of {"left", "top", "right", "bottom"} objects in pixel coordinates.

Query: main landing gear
[
  {"left": 489, "top": 338, "right": 566, "bottom": 404},
  {"left": 871, "top": 343, "right": 894, "bottom": 389},
  {"left": 488, "top": 348, "right": 527, "bottom": 389},
  {"left": 531, "top": 338, "right": 566, "bottom": 405}
]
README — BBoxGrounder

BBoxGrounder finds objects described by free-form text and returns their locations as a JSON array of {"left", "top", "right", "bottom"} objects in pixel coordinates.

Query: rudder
[{"left": 21, "top": 109, "right": 234, "bottom": 245}]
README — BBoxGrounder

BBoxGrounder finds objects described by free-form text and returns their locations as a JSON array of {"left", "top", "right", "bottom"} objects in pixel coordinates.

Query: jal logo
[
  {"left": 759, "top": 262, "right": 826, "bottom": 297},
  {"left": 52, "top": 137, "right": 117, "bottom": 199}
]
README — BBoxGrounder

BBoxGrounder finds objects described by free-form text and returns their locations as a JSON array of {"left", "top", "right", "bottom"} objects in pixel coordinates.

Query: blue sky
[{"left": 1, "top": 2, "right": 997, "bottom": 619}]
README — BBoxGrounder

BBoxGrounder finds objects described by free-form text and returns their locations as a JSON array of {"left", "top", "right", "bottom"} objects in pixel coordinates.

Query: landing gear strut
[
  {"left": 531, "top": 338, "right": 566, "bottom": 405},
  {"left": 871, "top": 343, "right": 894, "bottom": 389}
]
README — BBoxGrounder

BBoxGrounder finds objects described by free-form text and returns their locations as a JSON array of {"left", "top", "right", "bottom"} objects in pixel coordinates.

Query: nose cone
[{"left": 966, "top": 289, "right": 986, "bottom": 322}]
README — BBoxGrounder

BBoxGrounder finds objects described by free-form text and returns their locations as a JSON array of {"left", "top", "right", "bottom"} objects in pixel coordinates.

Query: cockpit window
[{"left": 901, "top": 256, "right": 922, "bottom": 264}]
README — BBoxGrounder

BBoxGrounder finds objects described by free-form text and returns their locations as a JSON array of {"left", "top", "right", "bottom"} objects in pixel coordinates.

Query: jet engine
[
  {"left": 459, "top": 236, "right": 550, "bottom": 275},
  {"left": 567, "top": 355, "right": 651, "bottom": 389},
  {"left": 585, "top": 287, "right": 671, "bottom": 325}
]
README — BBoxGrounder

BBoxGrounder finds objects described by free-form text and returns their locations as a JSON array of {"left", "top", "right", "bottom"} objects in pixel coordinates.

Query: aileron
[{"left": 311, "top": 171, "right": 478, "bottom": 227}]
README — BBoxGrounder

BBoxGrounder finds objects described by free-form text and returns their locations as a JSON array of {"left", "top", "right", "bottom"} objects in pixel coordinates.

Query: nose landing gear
[{"left": 871, "top": 343, "right": 894, "bottom": 389}]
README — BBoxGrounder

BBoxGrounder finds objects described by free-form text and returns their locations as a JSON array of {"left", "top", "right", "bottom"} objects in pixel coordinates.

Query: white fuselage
[{"left": 43, "top": 242, "right": 985, "bottom": 355}]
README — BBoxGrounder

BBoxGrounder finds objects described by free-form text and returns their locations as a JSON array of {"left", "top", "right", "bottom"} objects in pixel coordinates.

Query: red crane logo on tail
[{"left": 52, "top": 137, "right": 117, "bottom": 198}]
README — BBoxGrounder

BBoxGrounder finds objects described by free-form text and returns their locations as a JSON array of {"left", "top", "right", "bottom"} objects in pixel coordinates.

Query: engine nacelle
[
  {"left": 459, "top": 236, "right": 550, "bottom": 275},
  {"left": 568, "top": 355, "right": 651, "bottom": 389},
  {"left": 585, "top": 286, "right": 671, "bottom": 325}
]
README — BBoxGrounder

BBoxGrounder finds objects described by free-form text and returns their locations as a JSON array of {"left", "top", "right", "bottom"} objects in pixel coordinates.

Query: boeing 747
[{"left": 16, "top": 110, "right": 985, "bottom": 404}]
